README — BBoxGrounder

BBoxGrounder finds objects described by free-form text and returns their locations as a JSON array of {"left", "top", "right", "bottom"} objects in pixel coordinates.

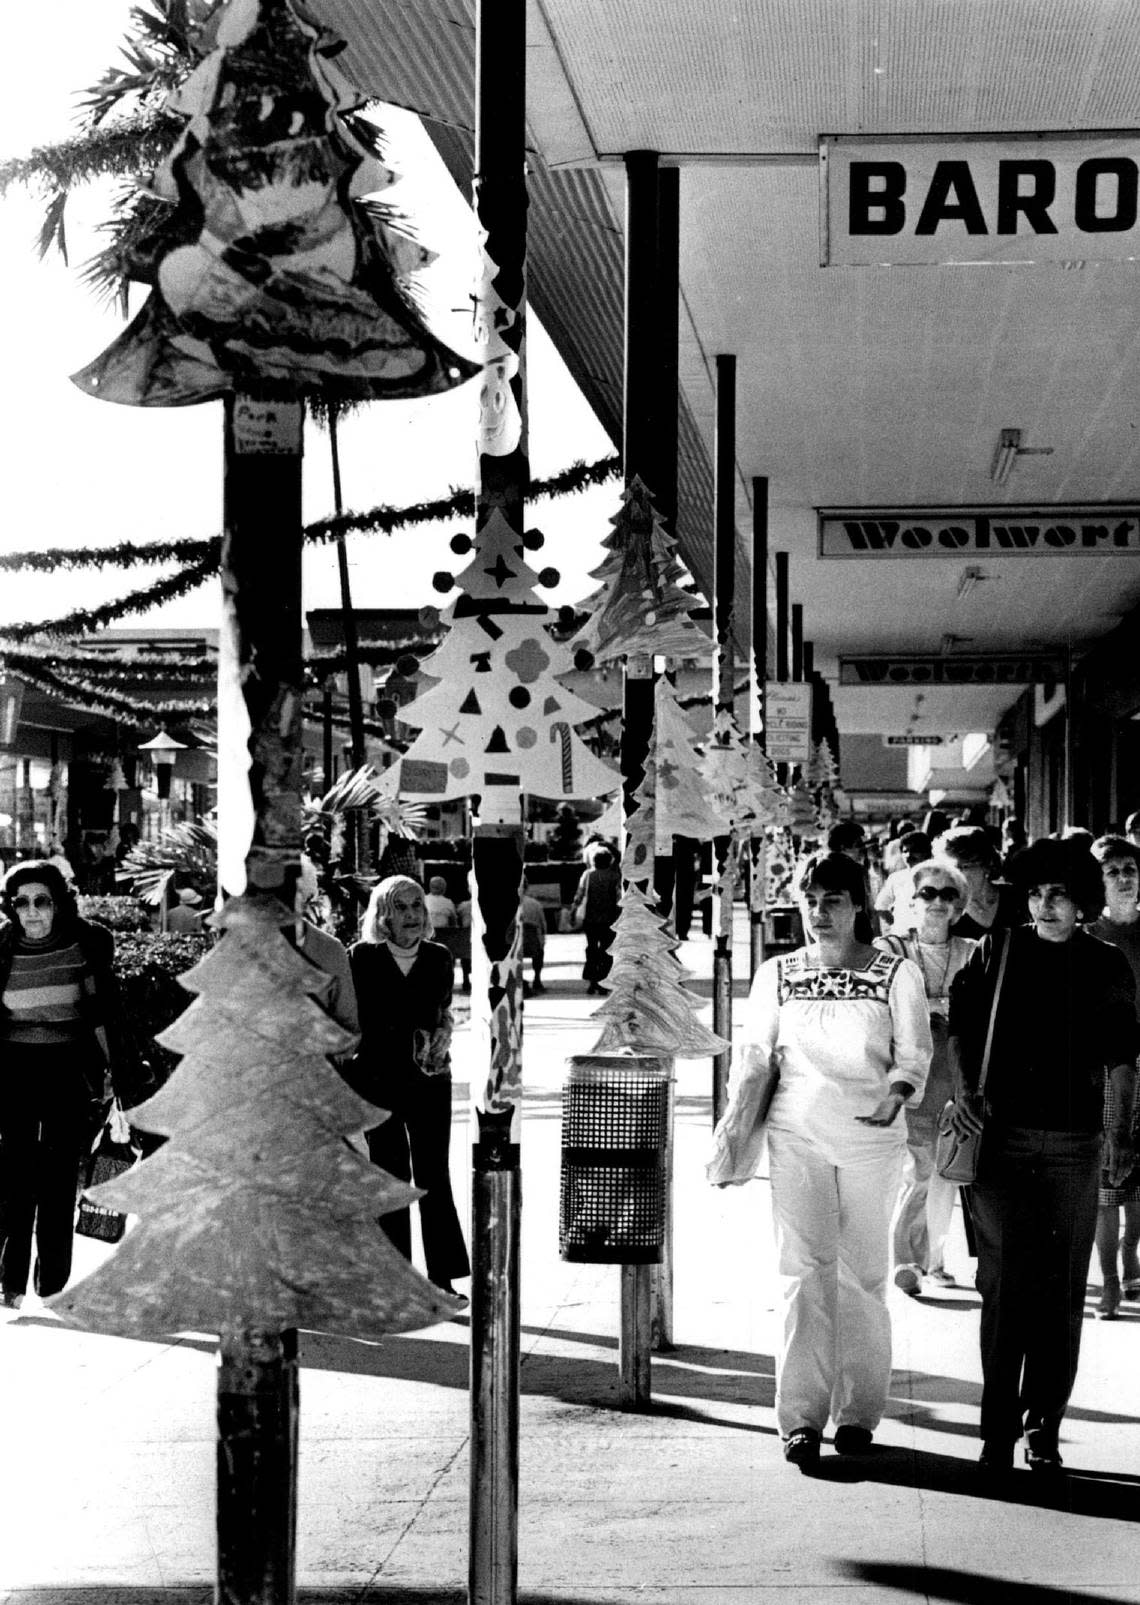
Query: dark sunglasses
[
  {"left": 12, "top": 894, "right": 53, "bottom": 912},
  {"left": 914, "top": 885, "right": 959, "bottom": 903}
]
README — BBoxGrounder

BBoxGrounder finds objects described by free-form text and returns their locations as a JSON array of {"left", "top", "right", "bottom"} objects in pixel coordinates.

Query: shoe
[
  {"left": 531, "top": 980, "right": 545, "bottom": 993},
  {"left": 1023, "top": 1435, "right": 1063, "bottom": 1473},
  {"left": 433, "top": 1281, "right": 470, "bottom": 1314},
  {"left": 926, "top": 1267, "right": 956, "bottom": 1288},
  {"left": 0, "top": 1291, "right": 24, "bottom": 1310},
  {"left": 893, "top": 1264, "right": 922, "bottom": 1296},
  {"left": 834, "top": 1425, "right": 873, "bottom": 1455},
  {"left": 586, "top": 983, "right": 601, "bottom": 995},
  {"left": 978, "top": 1441, "right": 1014, "bottom": 1472},
  {"left": 1097, "top": 1277, "right": 1121, "bottom": 1320},
  {"left": 783, "top": 1427, "right": 821, "bottom": 1469},
  {"left": 1123, "top": 1277, "right": 1140, "bottom": 1300}
]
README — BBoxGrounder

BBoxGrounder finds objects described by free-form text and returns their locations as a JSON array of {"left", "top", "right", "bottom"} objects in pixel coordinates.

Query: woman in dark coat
[
  {"left": 946, "top": 838, "right": 1137, "bottom": 1472},
  {"left": 0, "top": 861, "right": 145, "bottom": 1308},
  {"left": 348, "top": 875, "right": 470, "bottom": 1300}
]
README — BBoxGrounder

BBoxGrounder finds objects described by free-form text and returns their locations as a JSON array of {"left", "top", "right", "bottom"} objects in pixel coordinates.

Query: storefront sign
[
  {"left": 821, "top": 134, "right": 1140, "bottom": 266},
  {"left": 841, "top": 655, "right": 1061, "bottom": 686},
  {"left": 883, "top": 735, "right": 945, "bottom": 746},
  {"left": 764, "top": 681, "right": 812, "bottom": 763},
  {"left": 819, "top": 508, "right": 1140, "bottom": 558}
]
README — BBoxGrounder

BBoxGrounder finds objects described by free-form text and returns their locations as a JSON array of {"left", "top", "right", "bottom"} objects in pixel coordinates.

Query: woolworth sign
[
  {"left": 821, "top": 134, "right": 1140, "bottom": 266},
  {"left": 819, "top": 508, "right": 1140, "bottom": 559}
]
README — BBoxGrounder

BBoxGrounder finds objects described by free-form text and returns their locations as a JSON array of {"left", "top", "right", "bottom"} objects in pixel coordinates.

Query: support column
[
  {"left": 749, "top": 476, "right": 769, "bottom": 980},
  {"left": 791, "top": 603, "right": 803, "bottom": 685},
  {"left": 217, "top": 391, "right": 305, "bottom": 1605},
  {"left": 711, "top": 353, "right": 736, "bottom": 1126},
  {"left": 329, "top": 407, "right": 368, "bottom": 872},
  {"left": 774, "top": 551, "right": 790, "bottom": 787},
  {"left": 470, "top": 2, "right": 526, "bottom": 1597},
  {"left": 619, "top": 148, "right": 660, "bottom": 1408}
]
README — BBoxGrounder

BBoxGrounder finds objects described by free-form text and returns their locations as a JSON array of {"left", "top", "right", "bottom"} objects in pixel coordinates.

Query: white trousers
[
  {"left": 768, "top": 1128, "right": 904, "bottom": 1437},
  {"left": 892, "top": 1112, "right": 958, "bottom": 1273}
]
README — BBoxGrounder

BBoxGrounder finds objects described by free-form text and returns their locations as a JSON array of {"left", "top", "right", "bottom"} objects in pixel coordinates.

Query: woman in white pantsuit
[{"left": 740, "top": 852, "right": 931, "bottom": 1469}]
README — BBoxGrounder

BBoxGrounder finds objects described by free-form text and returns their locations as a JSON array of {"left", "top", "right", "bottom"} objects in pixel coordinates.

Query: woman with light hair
[{"left": 348, "top": 875, "right": 470, "bottom": 1304}]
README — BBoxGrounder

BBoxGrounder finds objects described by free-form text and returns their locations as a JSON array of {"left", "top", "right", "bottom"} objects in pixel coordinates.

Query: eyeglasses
[
  {"left": 12, "top": 895, "right": 53, "bottom": 912},
  {"left": 914, "top": 886, "right": 959, "bottom": 903}
]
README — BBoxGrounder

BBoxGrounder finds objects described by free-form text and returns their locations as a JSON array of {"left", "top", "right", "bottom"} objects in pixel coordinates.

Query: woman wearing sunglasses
[
  {"left": 0, "top": 861, "right": 144, "bottom": 1309},
  {"left": 877, "top": 859, "right": 977, "bottom": 1295}
]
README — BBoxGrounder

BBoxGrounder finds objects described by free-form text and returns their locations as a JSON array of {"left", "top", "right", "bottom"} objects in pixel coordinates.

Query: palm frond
[
  {"left": 121, "top": 817, "right": 218, "bottom": 905},
  {"left": 306, "top": 765, "right": 428, "bottom": 840}
]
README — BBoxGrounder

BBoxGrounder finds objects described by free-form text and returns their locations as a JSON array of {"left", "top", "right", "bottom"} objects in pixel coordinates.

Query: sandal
[{"left": 783, "top": 1427, "right": 821, "bottom": 1469}]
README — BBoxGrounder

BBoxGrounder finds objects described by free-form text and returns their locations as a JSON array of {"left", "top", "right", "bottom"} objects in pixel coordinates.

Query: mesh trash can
[{"left": 559, "top": 1054, "right": 670, "bottom": 1264}]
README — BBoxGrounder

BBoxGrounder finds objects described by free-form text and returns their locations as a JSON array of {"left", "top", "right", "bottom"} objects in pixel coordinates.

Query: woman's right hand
[{"left": 944, "top": 1091, "right": 984, "bottom": 1138}]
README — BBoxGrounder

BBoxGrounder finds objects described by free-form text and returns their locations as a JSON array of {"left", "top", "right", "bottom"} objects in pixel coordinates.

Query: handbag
[
  {"left": 706, "top": 1046, "right": 780, "bottom": 1187},
  {"left": 934, "top": 928, "right": 1009, "bottom": 1184},
  {"left": 76, "top": 1101, "right": 140, "bottom": 1244}
]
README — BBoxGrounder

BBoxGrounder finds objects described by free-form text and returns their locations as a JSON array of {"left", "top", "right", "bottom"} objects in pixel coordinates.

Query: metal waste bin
[{"left": 559, "top": 1053, "right": 670, "bottom": 1264}]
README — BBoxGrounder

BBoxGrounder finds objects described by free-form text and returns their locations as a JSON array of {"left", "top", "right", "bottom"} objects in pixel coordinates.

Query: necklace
[{"left": 914, "top": 938, "right": 952, "bottom": 1000}]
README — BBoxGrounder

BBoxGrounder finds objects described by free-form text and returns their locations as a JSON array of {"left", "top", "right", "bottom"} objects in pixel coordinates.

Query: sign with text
[
  {"left": 764, "top": 681, "right": 813, "bottom": 763},
  {"left": 819, "top": 507, "right": 1140, "bottom": 559},
  {"left": 841, "top": 655, "right": 1062, "bottom": 687},
  {"left": 883, "top": 735, "right": 945, "bottom": 746},
  {"left": 821, "top": 134, "right": 1140, "bottom": 266}
]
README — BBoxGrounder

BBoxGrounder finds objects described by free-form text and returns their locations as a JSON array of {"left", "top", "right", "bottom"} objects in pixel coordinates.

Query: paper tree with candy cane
[{"left": 387, "top": 512, "right": 617, "bottom": 803}]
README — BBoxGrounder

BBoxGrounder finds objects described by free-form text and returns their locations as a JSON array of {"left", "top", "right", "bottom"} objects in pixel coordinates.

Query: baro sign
[
  {"left": 819, "top": 508, "right": 1140, "bottom": 559},
  {"left": 821, "top": 134, "right": 1140, "bottom": 266}
]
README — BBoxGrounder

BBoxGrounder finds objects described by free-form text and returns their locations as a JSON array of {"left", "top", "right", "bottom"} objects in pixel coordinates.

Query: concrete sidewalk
[{"left": 2, "top": 921, "right": 1139, "bottom": 1603}]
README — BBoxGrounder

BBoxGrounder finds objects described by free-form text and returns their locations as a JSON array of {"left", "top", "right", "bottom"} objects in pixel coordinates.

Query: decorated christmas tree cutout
[
  {"left": 568, "top": 476, "right": 708, "bottom": 669},
  {"left": 654, "top": 678, "right": 731, "bottom": 842},
  {"left": 387, "top": 515, "right": 617, "bottom": 802},
  {"left": 71, "top": 0, "right": 480, "bottom": 407},
  {"left": 590, "top": 701, "right": 729, "bottom": 1059},
  {"left": 49, "top": 898, "right": 458, "bottom": 1339}
]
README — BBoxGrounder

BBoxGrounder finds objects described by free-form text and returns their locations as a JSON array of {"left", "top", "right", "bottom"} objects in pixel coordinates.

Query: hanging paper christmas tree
[
  {"left": 386, "top": 517, "right": 618, "bottom": 803},
  {"left": 49, "top": 898, "right": 458, "bottom": 1339},
  {"left": 591, "top": 706, "right": 728, "bottom": 1059},
  {"left": 700, "top": 709, "right": 788, "bottom": 836},
  {"left": 654, "top": 678, "right": 731, "bottom": 842},
  {"left": 71, "top": 0, "right": 480, "bottom": 407},
  {"left": 568, "top": 477, "right": 708, "bottom": 669}
]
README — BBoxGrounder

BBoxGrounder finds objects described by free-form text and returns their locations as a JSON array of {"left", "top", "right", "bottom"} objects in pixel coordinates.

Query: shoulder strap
[
  {"left": 882, "top": 933, "right": 909, "bottom": 960},
  {"left": 977, "top": 928, "right": 1011, "bottom": 1097}
]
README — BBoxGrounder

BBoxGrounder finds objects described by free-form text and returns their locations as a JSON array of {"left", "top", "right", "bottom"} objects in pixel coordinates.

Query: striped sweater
[{"left": 1, "top": 938, "right": 94, "bottom": 1045}]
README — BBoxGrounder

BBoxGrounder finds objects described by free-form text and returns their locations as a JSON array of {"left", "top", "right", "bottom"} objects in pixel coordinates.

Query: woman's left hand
[
  {"left": 1104, "top": 1131, "right": 1135, "bottom": 1189},
  {"left": 855, "top": 1090, "right": 908, "bottom": 1127}
]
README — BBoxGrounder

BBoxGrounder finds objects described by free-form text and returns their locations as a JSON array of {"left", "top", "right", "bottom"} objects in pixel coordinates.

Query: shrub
[
  {"left": 78, "top": 894, "right": 151, "bottom": 932},
  {"left": 112, "top": 931, "right": 212, "bottom": 1077}
]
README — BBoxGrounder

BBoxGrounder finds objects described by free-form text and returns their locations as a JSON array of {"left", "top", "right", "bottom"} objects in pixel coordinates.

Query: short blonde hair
[
  {"left": 909, "top": 857, "right": 969, "bottom": 905},
  {"left": 360, "top": 874, "right": 433, "bottom": 944}
]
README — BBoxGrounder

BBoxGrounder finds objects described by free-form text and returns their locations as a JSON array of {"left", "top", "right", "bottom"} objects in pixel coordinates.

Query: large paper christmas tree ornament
[
  {"left": 71, "top": 0, "right": 480, "bottom": 407},
  {"left": 653, "top": 680, "right": 730, "bottom": 841},
  {"left": 386, "top": 512, "right": 618, "bottom": 803},
  {"left": 568, "top": 477, "right": 708, "bottom": 668},
  {"left": 592, "top": 713, "right": 729, "bottom": 1059},
  {"left": 49, "top": 898, "right": 458, "bottom": 1339}
]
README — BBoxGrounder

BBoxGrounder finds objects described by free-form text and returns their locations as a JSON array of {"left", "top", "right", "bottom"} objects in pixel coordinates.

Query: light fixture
[
  {"left": 956, "top": 567, "right": 986, "bottom": 601},
  {"left": 0, "top": 678, "right": 24, "bottom": 750},
  {"left": 138, "top": 728, "right": 187, "bottom": 801},
  {"left": 990, "top": 427, "right": 1054, "bottom": 485}
]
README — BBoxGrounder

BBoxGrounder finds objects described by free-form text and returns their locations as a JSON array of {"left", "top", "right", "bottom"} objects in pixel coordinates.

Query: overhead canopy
[{"left": 311, "top": 0, "right": 1140, "bottom": 746}]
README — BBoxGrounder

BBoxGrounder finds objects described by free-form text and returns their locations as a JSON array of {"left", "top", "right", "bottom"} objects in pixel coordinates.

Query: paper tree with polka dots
[{"left": 387, "top": 510, "right": 618, "bottom": 803}]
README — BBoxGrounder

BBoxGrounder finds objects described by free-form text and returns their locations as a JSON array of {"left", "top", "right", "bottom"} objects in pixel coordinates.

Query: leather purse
[{"left": 934, "top": 929, "right": 1009, "bottom": 1184}]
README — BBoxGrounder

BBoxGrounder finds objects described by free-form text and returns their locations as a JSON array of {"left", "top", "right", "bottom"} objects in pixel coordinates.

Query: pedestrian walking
[
  {"left": 731, "top": 851, "right": 931, "bottom": 1468},
  {"left": 347, "top": 875, "right": 470, "bottom": 1302},
  {"left": 946, "top": 837, "right": 1137, "bottom": 1472},
  {"left": 569, "top": 845, "right": 620, "bottom": 994}
]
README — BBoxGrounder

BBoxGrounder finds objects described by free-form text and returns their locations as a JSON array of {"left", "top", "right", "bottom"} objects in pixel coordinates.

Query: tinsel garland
[
  {"left": 7, "top": 656, "right": 213, "bottom": 728},
  {"left": 0, "top": 456, "right": 621, "bottom": 578},
  {"left": 0, "top": 557, "right": 216, "bottom": 643}
]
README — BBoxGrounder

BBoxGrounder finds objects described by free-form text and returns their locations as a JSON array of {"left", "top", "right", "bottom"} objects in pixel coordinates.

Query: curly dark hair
[
  {"left": 0, "top": 860, "right": 80, "bottom": 935},
  {"left": 1005, "top": 838, "right": 1106, "bottom": 921}
]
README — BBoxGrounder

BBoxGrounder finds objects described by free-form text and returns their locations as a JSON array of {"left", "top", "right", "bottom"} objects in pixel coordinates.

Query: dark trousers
[
  {"left": 970, "top": 1125, "right": 1101, "bottom": 1447},
  {"left": 0, "top": 1047, "right": 97, "bottom": 1298},
  {"left": 366, "top": 1071, "right": 470, "bottom": 1286},
  {"left": 583, "top": 923, "right": 615, "bottom": 984}
]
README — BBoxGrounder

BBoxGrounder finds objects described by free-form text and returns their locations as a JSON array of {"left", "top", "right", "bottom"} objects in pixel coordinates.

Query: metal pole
[
  {"left": 329, "top": 407, "right": 370, "bottom": 873},
  {"left": 791, "top": 603, "right": 803, "bottom": 684},
  {"left": 711, "top": 354, "right": 736, "bottom": 1126},
  {"left": 470, "top": 4, "right": 526, "bottom": 1597},
  {"left": 749, "top": 476, "right": 768, "bottom": 980},
  {"left": 619, "top": 148, "right": 660, "bottom": 1407},
  {"left": 774, "top": 552, "right": 790, "bottom": 788},
  {"left": 217, "top": 391, "right": 306, "bottom": 1605}
]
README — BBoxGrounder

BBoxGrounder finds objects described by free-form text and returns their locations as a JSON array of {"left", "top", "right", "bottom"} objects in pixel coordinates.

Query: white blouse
[{"left": 738, "top": 947, "right": 932, "bottom": 1159}]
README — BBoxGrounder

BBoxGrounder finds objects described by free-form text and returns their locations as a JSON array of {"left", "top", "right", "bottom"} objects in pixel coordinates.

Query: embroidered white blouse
[{"left": 738, "top": 947, "right": 932, "bottom": 1158}]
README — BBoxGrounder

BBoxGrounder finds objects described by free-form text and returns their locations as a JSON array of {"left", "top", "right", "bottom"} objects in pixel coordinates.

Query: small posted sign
[{"left": 764, "top": 682, "right": 813, "bottom": 765}]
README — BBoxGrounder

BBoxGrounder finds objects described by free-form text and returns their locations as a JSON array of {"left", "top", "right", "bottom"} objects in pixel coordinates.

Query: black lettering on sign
[
  {"left": 900, "top": 525, "right": 933, "bottom": 549},
  {"left": 940, "top": 525, "right": 972, "bottom": 549},
  {"left": 1043, "top": 524, "right": 1076, "bottom": 548},
  {"left": 843, "top": 520, "right": 899, "bottom": 550},
  {"left": 915, "top": 162, "right": 989, "bottom": 235},
  {"left": 1114, "top": 520, "right": 1137, "bottom": 547},
  {"left": 854, "top": 660, "right": 891, "bottom": 682},
  {"left": 1074, "top": 158, "right": 1138, "bottom": 233},
  {"left": 996, "top": 161, "right": 1058, "bottom": 234},
  {"left": 849, "top": 163, "right": 906, "bottom": 235},
  {"left": 992, "top": 524, "right": 1039, "bottom": 549},
  {"left": 1080, "top": 524, "right": 1110, "bottom": 547}
]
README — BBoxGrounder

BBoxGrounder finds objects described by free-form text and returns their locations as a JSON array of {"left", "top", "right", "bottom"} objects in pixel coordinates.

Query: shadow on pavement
[
  {"left": 811, "top": 1446, "right": 1140, "bottom": 1523},
  {"left": 843, "top": 1562, "right": 1138, "bottom": 1601}
]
